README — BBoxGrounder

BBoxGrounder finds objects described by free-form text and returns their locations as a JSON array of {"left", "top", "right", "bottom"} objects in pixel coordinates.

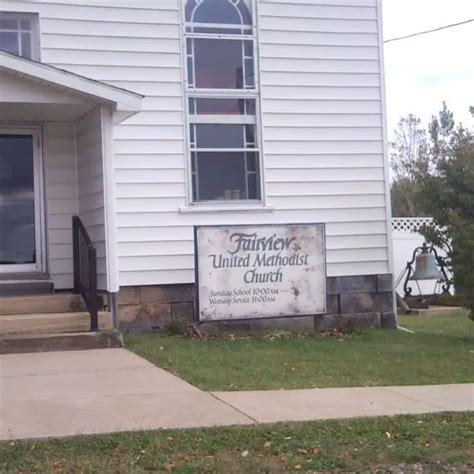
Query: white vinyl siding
[
  {"left": 44, "top": 123, "right": 77, "bottom": 289},
  {"left": 76, "top": 108, "right": 107, "bottom": 290},
  {"left": 3, "top": 0, "right": 390, "bottom": 287},
  {"left": 44, "top": 111, "right": 110, "bottom": 291},
  {"left": 259, "top": 0, "right": 388, "bottom": 279}
]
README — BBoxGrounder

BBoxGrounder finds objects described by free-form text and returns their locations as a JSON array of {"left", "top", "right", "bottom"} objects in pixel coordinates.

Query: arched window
[
  {"left": 185, "top": 0, "right": 252, "bottom": 28},
  {"left": 184, "top": 0, "right": 262, "bottom": 203}
]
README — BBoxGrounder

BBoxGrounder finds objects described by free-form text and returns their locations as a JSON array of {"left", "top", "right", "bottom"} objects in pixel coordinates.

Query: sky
[{"left": 382, "top": 0, "right": 474, "bottom": 138}]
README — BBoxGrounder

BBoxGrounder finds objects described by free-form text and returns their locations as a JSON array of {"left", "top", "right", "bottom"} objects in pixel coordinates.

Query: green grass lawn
[
  {"left": 2, "top": 413, "right": 473, "bottom": 473},
  {"left": 125, "top": 312, "right": 474, "bottom": 391}
]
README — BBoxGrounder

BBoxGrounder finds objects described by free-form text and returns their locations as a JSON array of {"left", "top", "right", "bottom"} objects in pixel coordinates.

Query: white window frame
[
  {"left": 181, "top": 0, "right": 265, "bottom": 207},
  {"left": 186, "top": 35, "right": 258, "bottom": 93},
  {"left": 0, "top": 12, "right": 40, "bottom": 61},
  {"left": 188, "top": 96, "right": 261, "bottom": 202}
]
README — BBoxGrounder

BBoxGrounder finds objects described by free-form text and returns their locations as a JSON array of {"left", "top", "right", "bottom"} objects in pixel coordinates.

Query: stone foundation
[
  {"left": 117, "top": 274, "right": 396, "bottom": 332},
  {"left": 118, "top": 284, "right": 194, "bottom": 330},
  {"left": 322, "top": 274, "right": 397, "bottom": 331}
]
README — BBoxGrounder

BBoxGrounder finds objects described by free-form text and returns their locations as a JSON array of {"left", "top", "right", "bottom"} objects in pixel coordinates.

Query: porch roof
[{"left": 0, "top": 51, "right": 143, "bottom": 123}]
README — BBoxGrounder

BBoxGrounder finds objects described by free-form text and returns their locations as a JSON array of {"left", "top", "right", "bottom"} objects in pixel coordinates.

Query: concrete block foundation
[
  {"left": 119, "top": 285, "right": 194, "bottom": 331},
  {"left": 118, "top": 275, "right": 396, "bottom": 332}
]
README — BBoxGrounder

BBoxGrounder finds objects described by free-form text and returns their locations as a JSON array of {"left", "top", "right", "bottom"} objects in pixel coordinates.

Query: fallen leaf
[
  {"left": 264, "top": 441, "right": 272, "bottom": 448},
  {"left": 297, "top": 448, "right": 308, "bottom": 454},
  {"left": 385, "top": 432, "right": 391, "bottom": 439}
]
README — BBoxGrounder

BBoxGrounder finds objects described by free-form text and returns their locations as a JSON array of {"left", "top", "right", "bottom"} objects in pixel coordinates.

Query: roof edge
[{"left": 0, "top": 51, "right": 143, "bottom": 113}]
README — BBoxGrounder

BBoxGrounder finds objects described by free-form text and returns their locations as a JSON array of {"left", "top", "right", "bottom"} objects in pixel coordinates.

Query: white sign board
[{"left": 195, "top": 224, "right": 327, "bottom": 322}]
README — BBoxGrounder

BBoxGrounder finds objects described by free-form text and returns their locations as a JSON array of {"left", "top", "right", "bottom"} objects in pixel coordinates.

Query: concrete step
[
  {"left": 0, "top": 293, "right": 94, "bottom": 316},
  {"left": 0, "top": 280, "right": 53, "bottom": 297},
  {"left": 0, "top": 330, "right": 123, "bottom": 355},
  {"left": 408, "top": 305, "right": 467, "bottom": 317},
  {"left": 0, "top": 272, "right": 51, "bottom": 281},
  {"left": 0, "top": 312, "right": 113, "bottom": 336}
]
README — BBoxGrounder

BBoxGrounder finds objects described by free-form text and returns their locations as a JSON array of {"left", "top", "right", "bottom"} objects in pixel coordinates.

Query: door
[{"left": 0, "top": 130, "right": 44, "bottom": 273}]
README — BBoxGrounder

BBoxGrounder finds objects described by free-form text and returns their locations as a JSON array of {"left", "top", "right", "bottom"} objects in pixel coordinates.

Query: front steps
[
  {"left": 0, "top": 280, "right": 54, "bottom": 296},
  {"left": 0, "top": 273, "right": 54, "bottom": 296},
  {"left": 0, "top": 293, "right": 119, "bottom": 354},
  {"left": 0, "top": 293, "right": 92, "bottom": 315},
  {"left": 0, "top": 311, "right": 113, "bottom": 336},
  {"left": 0, "top": 331, "right": 123, "bottom": 355}
]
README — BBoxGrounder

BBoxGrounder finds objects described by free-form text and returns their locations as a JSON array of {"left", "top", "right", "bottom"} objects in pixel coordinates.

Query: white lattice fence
[{"left": 392, "top": 218, "right": 437, "bottom": 233}]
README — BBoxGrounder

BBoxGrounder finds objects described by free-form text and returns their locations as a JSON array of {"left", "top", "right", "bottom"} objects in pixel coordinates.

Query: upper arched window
[
  {"left": 185, "top": 0, "right": 252, "bottom": 34},
  {"left": 183, "top": 0, "right": 261, "bottom": 203}
]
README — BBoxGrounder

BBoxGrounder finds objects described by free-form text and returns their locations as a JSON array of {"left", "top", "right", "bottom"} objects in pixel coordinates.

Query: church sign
[{"left": 195, "top": 224, "right": 327, "bottom": 322}]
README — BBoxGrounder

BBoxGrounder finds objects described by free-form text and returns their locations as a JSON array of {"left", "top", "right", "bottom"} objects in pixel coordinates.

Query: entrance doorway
[{"left": 0, "top": 130, "right": 44, "bottom": 274}]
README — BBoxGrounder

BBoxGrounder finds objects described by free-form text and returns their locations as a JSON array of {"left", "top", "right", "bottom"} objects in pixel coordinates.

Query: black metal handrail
[{"left": 72, "top": 215, "right": 99, "bottom": 331}]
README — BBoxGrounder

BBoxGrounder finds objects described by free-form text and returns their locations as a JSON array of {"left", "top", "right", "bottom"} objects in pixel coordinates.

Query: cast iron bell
[
  {"left": 401, "top": 242, "right": 451, "bottom": 298},
  {"left": 409, "top": 244, "right": 445, "bottom": 282}
]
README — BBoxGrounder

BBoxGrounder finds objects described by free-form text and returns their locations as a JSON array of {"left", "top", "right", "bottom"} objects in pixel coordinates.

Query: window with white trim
[
  {"left": 0, "top": 12, "right": 39, "bottom": 60},
  {"left": 184, "top": 0, "right": 262, "bottom": 203}
]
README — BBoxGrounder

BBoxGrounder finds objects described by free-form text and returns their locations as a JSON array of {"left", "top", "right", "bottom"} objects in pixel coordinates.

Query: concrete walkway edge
[
  {"left": 211, "top": 384, "right": 473, "bottom": 424},
  {"left": 1, "top": 349, "right": 472, "bottom": 441}
]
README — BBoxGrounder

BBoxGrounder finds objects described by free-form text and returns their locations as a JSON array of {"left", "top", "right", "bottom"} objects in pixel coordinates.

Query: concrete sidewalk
[
  {"left": 213, "top": 384, "right": 474, "bottom": 424},
  {"left": 0, "top": 349, "right": 253, "bottom": 440},
  {"left": 1, "top": 349, "right": 472, "bottom": 441}
]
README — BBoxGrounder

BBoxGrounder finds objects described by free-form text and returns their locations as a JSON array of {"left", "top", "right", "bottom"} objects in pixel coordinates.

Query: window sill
[{"left": 179, "top": 203, "right": 275, "bottom": 214}]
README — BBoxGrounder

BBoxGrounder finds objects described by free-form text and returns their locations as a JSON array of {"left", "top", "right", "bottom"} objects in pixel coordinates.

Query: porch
[{"left": 0, "top": 51, "right": 142, "bottom": 296}]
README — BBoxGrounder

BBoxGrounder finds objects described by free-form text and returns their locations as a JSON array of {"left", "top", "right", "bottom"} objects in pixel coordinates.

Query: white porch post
[{"left": 100, "top": 105, "right": 120, "bottom": 295}]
